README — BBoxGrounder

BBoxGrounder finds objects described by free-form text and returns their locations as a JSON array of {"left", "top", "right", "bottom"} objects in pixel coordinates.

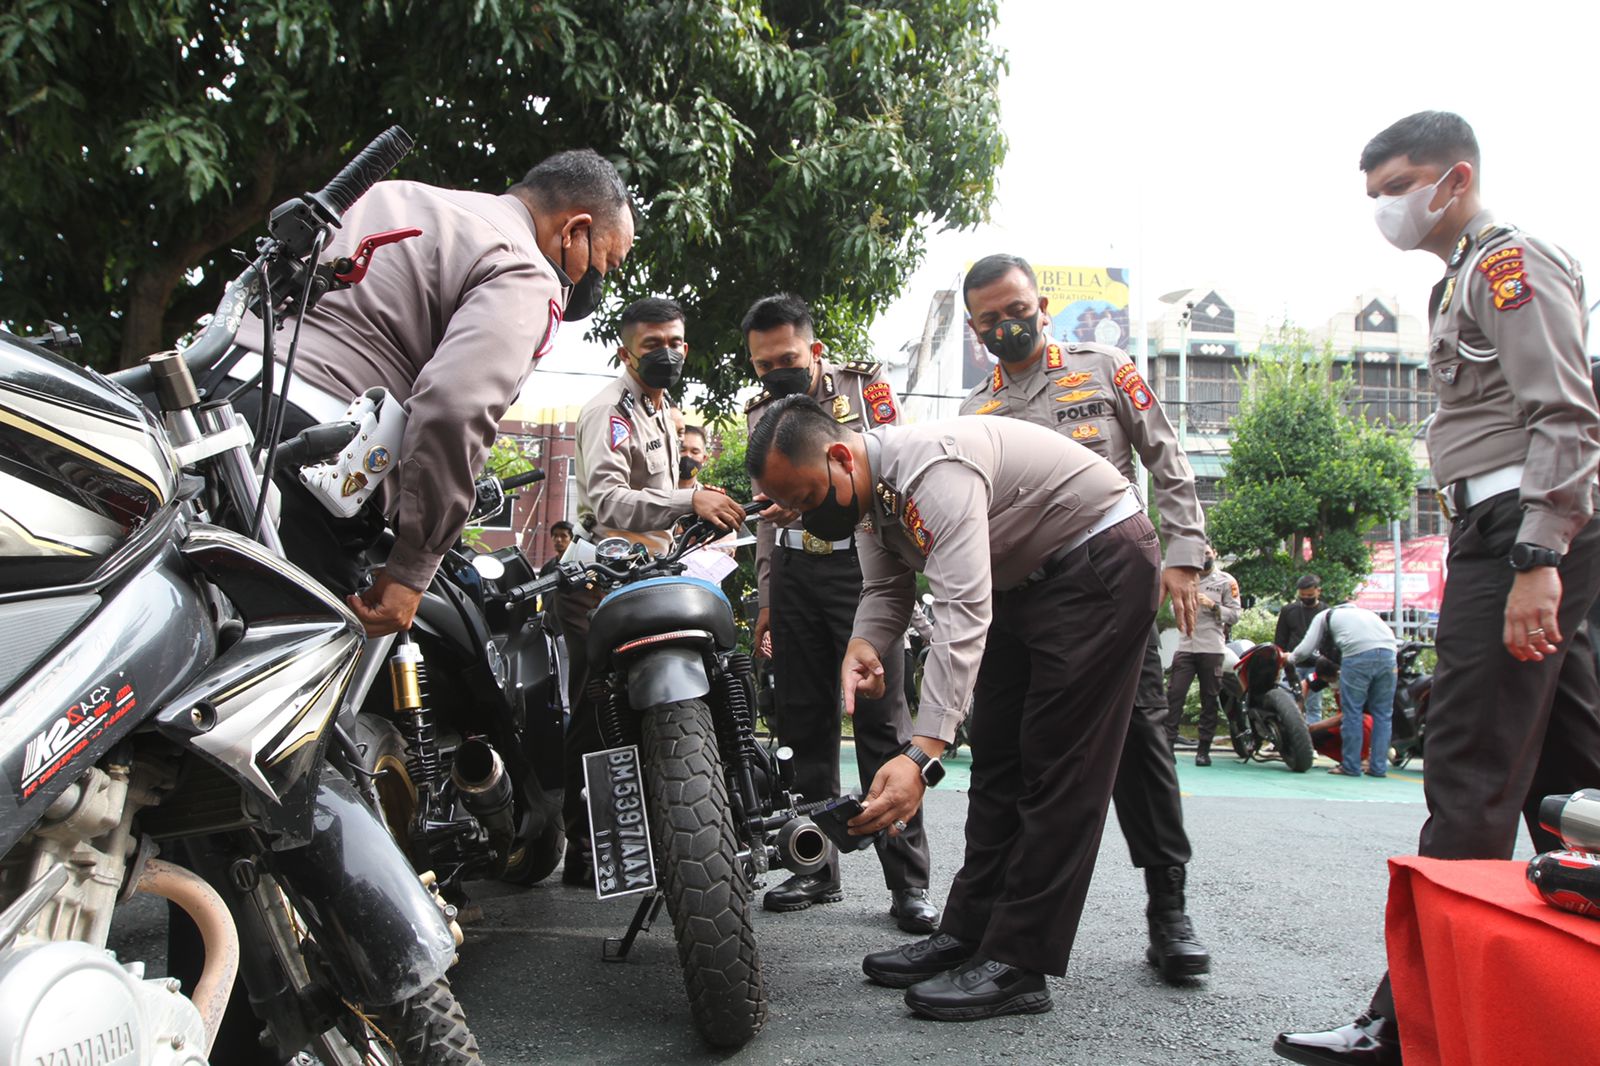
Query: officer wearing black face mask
[
  {"left": 741, "top": 292, "right": 938, "bottom": 933},
  {"left": 560, "top": 297, "right": 747, "bottom": 883}
]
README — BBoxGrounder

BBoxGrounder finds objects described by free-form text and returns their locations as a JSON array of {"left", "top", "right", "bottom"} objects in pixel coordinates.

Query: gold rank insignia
[
  {"left": 1055, "top": 388, "right": 1099, "bottom": 403},
  {"left": 974, "top": 399, "right": 1003, "bottom": 415},
  {"left": 1071, "top": 424, "right": 1100, "bottom": 441},
  {"left": 832, "top": 395, "right": 851, "bottom": 421},
  {"left": 874, "top": 480, "right": 900, "bottom": 518},
  {"left": 1448, "top": 234, "right": 1471, "bottom": 269},
  {"left": 1439, "top": 276, "right": 1457, "bottom": 314},
  {"left": 991, "top": 364, "right": 1004, "bottom": 393},
  {"left": 1055, "top": 371, "right": 1091, "bottom": 389},
  {"left": 1044, "top": 343, "right": 1064, "bottom": 370}
]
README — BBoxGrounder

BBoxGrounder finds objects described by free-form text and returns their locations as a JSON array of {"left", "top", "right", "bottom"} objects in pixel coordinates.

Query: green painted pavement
[{"left": 842, "top": 741, "right": 1425, "bottom": 803}]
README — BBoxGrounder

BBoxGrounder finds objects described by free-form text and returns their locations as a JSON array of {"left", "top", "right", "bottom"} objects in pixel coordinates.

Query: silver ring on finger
[{"left": 892, "top": 819, "right": 908, "bottom": 832}]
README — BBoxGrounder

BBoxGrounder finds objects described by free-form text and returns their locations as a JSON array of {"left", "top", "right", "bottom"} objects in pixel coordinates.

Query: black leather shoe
[
  {"left": 763, "top": 872, "right": 842, "bottom": 912},
  {"left": 903, "top": 958, "right": 1051, "bottom": 1021},
  {"left": 1273, "top": 1014, "right": 1402, "bottom": 1065},
  {"left": 1195, "top": 750, "right": 1212, "bottom": 767},
  {"left": 890, "top": 888, "right": 940, "bottom": 933},
  {"left": 1146, "top": 912, "right": 1211, "bottom": 979},
  {"left": 862, "top": 932, "right": 975, "bottom": 988}
]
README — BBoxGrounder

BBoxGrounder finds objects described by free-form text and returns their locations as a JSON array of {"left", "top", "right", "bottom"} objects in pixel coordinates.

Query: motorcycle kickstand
[{"left": 603, "top": 890, "right": 665, "bottom": 962}]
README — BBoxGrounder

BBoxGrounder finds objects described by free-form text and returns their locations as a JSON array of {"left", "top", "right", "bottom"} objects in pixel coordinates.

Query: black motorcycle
[
  {"left": 1387, "top": 641, "right": 1433, "bottom": 769},
  {"left": 1, "top": 128, "right": 481, "bottom": 1062},
  {"left": 1218, "top": 640, "right": 1316, "bottom": 772},
  {"left": 502, "top": 504, "right": 835, "bottom": 1048}
]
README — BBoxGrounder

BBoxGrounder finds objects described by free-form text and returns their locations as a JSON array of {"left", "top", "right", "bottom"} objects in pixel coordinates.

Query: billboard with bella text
[{"left": 961, "top": 265, "right": 1132, "bottom": 389}]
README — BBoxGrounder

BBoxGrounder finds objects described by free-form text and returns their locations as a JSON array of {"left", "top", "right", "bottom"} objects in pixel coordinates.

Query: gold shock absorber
[{"left": 389, "top": 633, "right": 424, "bottom": 712}]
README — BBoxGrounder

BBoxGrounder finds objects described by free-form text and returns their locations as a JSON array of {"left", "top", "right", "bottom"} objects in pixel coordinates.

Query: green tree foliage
[
  {"left": 1, "top": 0, "right": 1005, "bottom": 403},
  {"left": 1207, "top": 328, "right": 1418, "bottom": 603}
]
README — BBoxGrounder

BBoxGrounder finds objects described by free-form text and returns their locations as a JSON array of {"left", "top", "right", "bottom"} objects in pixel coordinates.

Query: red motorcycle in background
[
  {"left": 1218, "top": 641, "right": 1315, "bottom": 773},
  {"left": 1303, "top": 642, "right": 1433, "bottom": 769}
]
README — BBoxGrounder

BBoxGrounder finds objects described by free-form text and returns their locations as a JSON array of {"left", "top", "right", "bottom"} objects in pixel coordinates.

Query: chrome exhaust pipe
[
  {"left": 450, "top": 740, "right": 515, "bottom": 872},
  {"left": 772, "top": 817, "right": 830, "bottom": 875}
]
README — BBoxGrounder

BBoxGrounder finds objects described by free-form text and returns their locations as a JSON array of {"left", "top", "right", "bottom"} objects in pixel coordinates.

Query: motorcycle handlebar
[
  {"left": 500, "top": 469, "right": 545, "bottom": 491},
  {"left": 309, "top": 126, "right": 414, "bottom": 223}
]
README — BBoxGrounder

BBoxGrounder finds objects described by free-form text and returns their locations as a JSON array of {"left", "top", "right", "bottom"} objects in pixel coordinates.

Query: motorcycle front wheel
[
  {"left": 1264, "top": 688, "right": 1314, "bottom": 773},
  {"left": 639, "top": 698, "right": 767, "bottom": 1048},
  {"left": 307, "top": 977, "right": 480, "bottom": 1065}
]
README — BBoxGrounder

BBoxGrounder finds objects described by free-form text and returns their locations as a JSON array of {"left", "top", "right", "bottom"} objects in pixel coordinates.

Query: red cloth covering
[{"left": 1386, "top": 855, "right": 1600, "bottom": 1066}]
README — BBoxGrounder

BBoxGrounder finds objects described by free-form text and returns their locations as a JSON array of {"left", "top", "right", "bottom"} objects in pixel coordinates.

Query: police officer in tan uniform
[
  {"left": 747, "top": 396, "right": 1160, "bottom": 1021},
  {"left": 742, "top": 294, "right": 936, "bottom": 931},
  {"left": 1277, "top": 112, "right": 1600, "bottom": 1065},
  {"left": 1166, "top": 546, "right": 1241, "bottom": 764},
  {"left": 957, "top": 253, "right": 1212, "bottom": 980},
  {"left": 559, "top": 297, "right": 746, "bottom": 882}
]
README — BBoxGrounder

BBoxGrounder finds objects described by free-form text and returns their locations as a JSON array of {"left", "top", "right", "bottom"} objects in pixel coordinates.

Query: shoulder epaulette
[
  {"left": 1477, "top": 222, "right": 1518, "bottom": 247},
  {"left": 616, "top": 390, "right": 636, "bottom": 418},
  {"left": 839, "top": 358, "right": 882, "bottom": 376},
  {"left": 744, "top": 389, "right": 773, "bottom": 414}
]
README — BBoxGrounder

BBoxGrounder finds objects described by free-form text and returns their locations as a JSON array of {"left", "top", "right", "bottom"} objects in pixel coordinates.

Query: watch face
[{"left": 923, "top": 759, "right": 946, "bottom": 788}]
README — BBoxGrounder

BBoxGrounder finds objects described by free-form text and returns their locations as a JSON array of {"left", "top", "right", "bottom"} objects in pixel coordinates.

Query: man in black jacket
[{"left": 1275, "top": 575, "right": 1328, "bottom": 721}]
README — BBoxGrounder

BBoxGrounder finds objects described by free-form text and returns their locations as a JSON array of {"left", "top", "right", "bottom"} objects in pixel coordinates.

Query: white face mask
[{"left": 1373, "top": 165, "right": 1461, "bottom": 251}]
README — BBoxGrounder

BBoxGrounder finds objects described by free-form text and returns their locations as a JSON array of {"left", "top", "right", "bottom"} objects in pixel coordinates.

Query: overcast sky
[{"left": 526, "top": 0, "right": 1600, "bottom": 410}]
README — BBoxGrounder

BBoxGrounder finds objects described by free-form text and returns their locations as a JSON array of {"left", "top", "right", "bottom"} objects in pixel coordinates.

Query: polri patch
[
  {"left": 1113, "top": 363, "right": 1153, "bottom": 411},
  {"left": 1479, "top": 247, "right": 1533, "bottom": 311},
  {"left": 863, "top": 382, "right": 898, "bottom": 424},
  {"left": 609, "top": 415, "right": 632, "bottom": 449}
]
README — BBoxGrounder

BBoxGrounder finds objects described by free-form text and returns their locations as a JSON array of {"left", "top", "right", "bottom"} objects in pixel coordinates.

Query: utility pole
[{"left": 1177, "top": 300, "right": 1194, "bottom": 448}]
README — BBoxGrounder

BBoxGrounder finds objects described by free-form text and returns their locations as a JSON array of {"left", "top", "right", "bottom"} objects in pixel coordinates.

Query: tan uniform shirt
[
  {"left": 960, "top": 340, "right": 1207, "bottom": 570},
  {"left": 234, "top": 180, "right": 565, "bottom": 589},
  {"left": 1426, "top": 209, "right": 1600, "bottom": 553},
  {"left": 1175, "top": 568, "right": 1240, "bottom": 654},
  {"left": 745, "top": 357, "right": 901, "bottom": 605},
  {"left": 575, "top": 370, "right": 695, "bottom": 550},
  {"left": 850, "top": 418, "right": 1130, "bottom": 742}
]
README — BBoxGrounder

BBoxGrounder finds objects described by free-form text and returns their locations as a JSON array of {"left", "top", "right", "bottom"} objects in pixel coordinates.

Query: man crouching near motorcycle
[{"left": 229, "top": 149, "right": 636, "bottom": 629}]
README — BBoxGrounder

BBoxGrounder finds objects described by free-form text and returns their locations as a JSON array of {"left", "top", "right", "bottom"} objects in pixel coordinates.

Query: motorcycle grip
[
  {"left": 312, "top": 126, "right": 414, "bottom": 221},
  {"left": 500, "top": 469, "right": 546, "bottom": 491}
]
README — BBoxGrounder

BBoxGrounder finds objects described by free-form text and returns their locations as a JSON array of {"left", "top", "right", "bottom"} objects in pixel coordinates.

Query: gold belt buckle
[
  {"left": 801, "top": 531, "right": 834, "bottom": 555},
  {"left": 1436, "top": 488, "right": 1455, "bottom": 524}
]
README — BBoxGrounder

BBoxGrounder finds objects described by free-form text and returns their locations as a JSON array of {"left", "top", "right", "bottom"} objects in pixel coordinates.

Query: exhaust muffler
[{"left": 771, "top": 816, "right": 830, "bottom": 875}]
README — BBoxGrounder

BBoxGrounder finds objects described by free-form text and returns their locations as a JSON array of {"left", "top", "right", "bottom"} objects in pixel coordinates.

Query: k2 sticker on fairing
[{"left": 17, "top": 676, "right": 138, "bottom": 799}]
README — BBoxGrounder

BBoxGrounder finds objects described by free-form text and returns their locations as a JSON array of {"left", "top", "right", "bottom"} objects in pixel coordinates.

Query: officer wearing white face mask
[{"left": 1276, "top": 110, "right": 1600, "bottom": 1066}]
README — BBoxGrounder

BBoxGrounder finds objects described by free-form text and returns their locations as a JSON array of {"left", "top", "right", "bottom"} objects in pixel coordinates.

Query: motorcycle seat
[{"left": 589, "top": 576, "right": 736, "bottom": 659}]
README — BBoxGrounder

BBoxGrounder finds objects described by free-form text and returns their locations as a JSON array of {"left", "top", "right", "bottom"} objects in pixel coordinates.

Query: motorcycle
[
  {"left": 497, "top": 502, "right": 836, "bottom": 1049},
  {"left": 336, "top": 467, "right": 570, "bottom": 904},
  {"left": 1304, "top": 642, "right": 1432, "bottom": 769},
  {"left": 1218, "top": 640, "right": 1315, "bottom": 772},
  {"left": 0, "top": 127, "right": 484, "bottom": 1062}
]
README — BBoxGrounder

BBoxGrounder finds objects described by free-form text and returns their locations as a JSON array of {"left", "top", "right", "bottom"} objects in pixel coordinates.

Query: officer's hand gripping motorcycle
[
  {"left": 496, "top": 503, "right": 841, "bottom": 1049},
  {"left": 1, "top": 128, "right": 483, "bottom": 1062}
]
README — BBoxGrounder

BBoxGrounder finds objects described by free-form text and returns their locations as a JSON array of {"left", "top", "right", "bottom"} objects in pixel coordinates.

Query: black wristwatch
[
  {"left": 898, "top": 743, "right": 946, "bottom": 788},
  {"left": 1509, "top": 543, "right": 1562, "bottom": 572}
]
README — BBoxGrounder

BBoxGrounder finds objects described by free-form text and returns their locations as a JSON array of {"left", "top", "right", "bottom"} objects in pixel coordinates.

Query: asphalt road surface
[{"left": 109, "top": 749, "right": 1520, "bottom": 1065}]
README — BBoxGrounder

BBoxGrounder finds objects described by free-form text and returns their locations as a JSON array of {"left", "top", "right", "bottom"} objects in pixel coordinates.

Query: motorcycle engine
[{"left": 0, "top": 939, "right": 208, "bottom": 1066}]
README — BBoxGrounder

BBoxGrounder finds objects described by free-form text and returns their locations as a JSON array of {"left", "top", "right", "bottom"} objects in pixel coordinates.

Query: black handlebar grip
[
  {"left": 742, "top": 499, "right": 767, "bottom": 516},
  {"left": 311, "top": 126, "right": 415, "bottom": 223},
  {"left": 500, "top": 469, "right": 546, "bottom": 491}
]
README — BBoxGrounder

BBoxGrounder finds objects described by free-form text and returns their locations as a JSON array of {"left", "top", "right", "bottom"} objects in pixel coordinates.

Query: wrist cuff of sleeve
[{"left": 384, "top": 542, "right": 443, "bottom": 592}]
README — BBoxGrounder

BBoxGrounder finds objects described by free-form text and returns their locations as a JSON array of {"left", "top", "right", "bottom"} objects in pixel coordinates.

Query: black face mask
[
  {"left": 562, "top": 267, "right": 604, "bottom": 322},
  {"left": 981, "top": 314, "right": 1042, "bottom": 364},
  {"left": 761, "top": 365, "right": 813, "bottom": 399},
  {"left": 801, "top": 461, "right": 861, "bottom": 541},
  {"left": 1299, "top": 594, "right": 1320, "bottom": 606},
  {"left": 1201, "top": 557, "right": 1215, "bottom": 573},
  {"left": 634, "top": 347, "right": 683, "bottom": 390},
  {"left": 678, "top": 456, "right": 702, "bottom": 482}
]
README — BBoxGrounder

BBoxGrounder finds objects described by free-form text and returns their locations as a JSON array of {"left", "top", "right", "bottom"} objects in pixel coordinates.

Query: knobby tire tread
[{"left": 1266, "top": 688, "right": 1314, "bottom": 772}]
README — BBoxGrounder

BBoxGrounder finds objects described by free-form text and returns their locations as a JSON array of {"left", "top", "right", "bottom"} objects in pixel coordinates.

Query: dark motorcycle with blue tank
[
  {"left": 499, "top": 503, "right": 838, "bottom": 1049},
  {"left": 0, "top": 127, "right": 483, "bottom": 1063}
]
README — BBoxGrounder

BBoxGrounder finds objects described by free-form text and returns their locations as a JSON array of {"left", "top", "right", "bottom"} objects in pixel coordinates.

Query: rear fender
[{"left": 624, "top": 646, "right": 711, "bottom": 708}]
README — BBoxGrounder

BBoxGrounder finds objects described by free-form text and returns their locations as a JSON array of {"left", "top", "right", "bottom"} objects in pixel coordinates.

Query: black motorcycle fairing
[
  {"left": 588, "top": 577, "right": 737, "bottom": 661},
  {"left": 269, "top": 768, "right": 456, "bottom": 1006},
  {"left": 0, "top": 593, "right": 99, "bottom": 698}
]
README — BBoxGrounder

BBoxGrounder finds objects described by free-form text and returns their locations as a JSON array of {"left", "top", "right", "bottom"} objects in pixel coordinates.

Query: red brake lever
[{"left": 335, "top": 228, "right": 422, "bottom": 284}]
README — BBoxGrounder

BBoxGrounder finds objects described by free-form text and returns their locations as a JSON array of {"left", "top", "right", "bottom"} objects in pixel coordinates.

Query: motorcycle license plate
[{"left": 582, "top": 745, "right": 657, "bottom": 900}]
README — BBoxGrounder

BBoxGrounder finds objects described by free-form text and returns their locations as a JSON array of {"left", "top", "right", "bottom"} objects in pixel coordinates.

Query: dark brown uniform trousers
[
  {"left": 771, "top": 546, "right": 930, "bottom": 888},
  {"left": 1371, "top": 494, "right": 1600, "bottom": 1018},
  {"left": 940, "top": 515, "right": 1161, "bottom": 976},
  {"left": 1114, "top": 627, "right": 1193, "bottom": 868}
]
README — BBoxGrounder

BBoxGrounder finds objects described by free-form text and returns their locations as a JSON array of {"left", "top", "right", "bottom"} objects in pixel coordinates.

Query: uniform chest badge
[
  {"left": 832, "top": 395, "right": 852, "bottom": 421},
  {"left": 1054, "top": 371, "right": 1092, "bottom": 389},
  {"left": 609, "top": 415, "right": 632, "bottom": 449},
  {"left": 902, "top": 498, "right": 933, "bottom": 554},
  {"left": 1044, "top": 343, "right": 1064, "bottom": 370},
  {"left": 1438, "top": 276, "right": 1457, "bottom": 315},
  {"left": 974, "top": 399, "right": 1003, "bottom": 415},
  {"left": 1112, "top": 363, "right": 1154, "bottom": 411},
  {"left": 863, "top": 382, "right": 898, "bottom": 425},
  {"left": 1434, "top": 363, "right": 1459, "bottom": 385},
  {"left": 1070, "top": 424, "right": 1100, "bottom": 441},
  {"left": 363, "top": 446, "right": 392, "bottom": 474},
  {"left": 1055, "top": 388, "right": 1099, "bottom": 404},
  {"left": 874, "top": 480, "right": 900, "bottom": 519}
]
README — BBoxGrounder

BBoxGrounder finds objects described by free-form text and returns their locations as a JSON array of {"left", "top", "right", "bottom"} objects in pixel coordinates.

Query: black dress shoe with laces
[
  {"left": 762, "top": 872, "right": 843, "bottom": 912},
  {"left": 889, "top": 888, "right": 940, "bottom": 933},
  {"left": 1273, "top": 1014, "right": 1402, "bottom": 1065},
  {"left": 903, "top": 958, "right": 1052, "bottom": 1021},
  {"left": 862, "top": 932, "right": 975, "bottom": 988}
]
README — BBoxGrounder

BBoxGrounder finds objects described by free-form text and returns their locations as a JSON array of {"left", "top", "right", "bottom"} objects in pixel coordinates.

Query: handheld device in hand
[{"left": 810, "top": 795, "right": 880, "bottom": 852}]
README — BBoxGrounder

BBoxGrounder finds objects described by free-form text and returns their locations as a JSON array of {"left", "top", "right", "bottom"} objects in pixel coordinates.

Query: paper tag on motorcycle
[
  {"left": 300, "top": 387, "right": 407, "bottom": 518},
  {"left": 582, "top": 745, "right": 657, "bottom": 900}
]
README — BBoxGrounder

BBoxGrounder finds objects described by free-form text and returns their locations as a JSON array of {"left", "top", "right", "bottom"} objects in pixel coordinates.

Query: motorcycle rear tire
[
  {"left": 1266, "top": 688, "right": 1314, "bottom": 773},
  {"left": 640, "top": 698, "right": 767, "bottom": 1048},
  {"left": 499, "top": 787, "right": 566, "bottom": 886},
  {"left": 1220, "top": 682, "right": 1256, "bottom": 760}
]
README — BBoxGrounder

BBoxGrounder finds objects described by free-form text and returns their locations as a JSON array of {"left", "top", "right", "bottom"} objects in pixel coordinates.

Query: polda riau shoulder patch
[
  {"left": 1478, "top": 246, "right": 1533, "bottom": 311},
  {"left": 1112, "top": 362, "right": 1154, "bottom": 410},
  {"left": 863, "top": 381, "right": 898, "bottom": 424}
]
